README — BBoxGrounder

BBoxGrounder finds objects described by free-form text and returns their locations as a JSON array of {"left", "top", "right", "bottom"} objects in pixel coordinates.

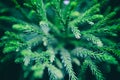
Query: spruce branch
[
  {"left": 1, "top": 31, "right": 24, "bottom": 53},
  {"left": 50, "top": 0, "right": 65, "bottom": 26},
  {"left": 31, "top": 64, "right": 45, "bottom": 78},
  {"left": 61, "top": 49, "right": 77, "bottom": 80},
  {"left": 92, "top": 12, "right": 116, "bottom": 29},
  {"left": 12, "top": 0, "right": 30, "bottom": 21},
  {"left": 70, "top": 3, "right": 100, "bottom": 25},
  {"left": 2, "top": 31, "right": 23, "bottom": 42},
  {"left": 87, "top": 59, "right": 105, "bottom": 80},
  {"left": 31, "top": 0, "right": 47, "bottom": 21},
  {"left": 60, "top": 49, "right": 77, "bottom": 80},
  {"left": 82, "top": 33, "right": 103, "bottom": 47},
  {"left": 78, "top": 59, "right": 88, "bottom": 80},
  {"left": 26, "top": 35, "right": 42, "bottom": 48},
  {"left": 79, "top": 58, "right": 105, "bottom": 80},
  {"left": 0, "top": 16, "right": 25, "bottom": 23},
  {"left": 82, "top": 24, "right": 120, "bottom": 34},
  {"left": 79, "top": 14, "right": 104, "bottom": 25},
  {"left": 47, "top": 64, "right": 63, "bottom": 80},
  {"left": 69, "top": 25, "right": 81, "bottom": 39},
  {"left": 72, "top": 47, "right": 118, "bottom": 64}
]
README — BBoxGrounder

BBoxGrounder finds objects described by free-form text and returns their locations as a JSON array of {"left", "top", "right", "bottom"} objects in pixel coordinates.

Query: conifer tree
[{"left": 0, "top": 0, "right": 120, "bottom": 80}]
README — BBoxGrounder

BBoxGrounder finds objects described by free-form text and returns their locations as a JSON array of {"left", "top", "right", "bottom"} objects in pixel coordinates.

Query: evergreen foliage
[{"left": 0, "top": 0, "right": 120, "bottom": 80}]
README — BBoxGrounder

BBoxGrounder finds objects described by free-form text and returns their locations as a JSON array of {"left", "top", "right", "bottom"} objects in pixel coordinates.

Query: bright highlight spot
[{"left": 63, "top": 0, "right": 70, "bottom": 5}]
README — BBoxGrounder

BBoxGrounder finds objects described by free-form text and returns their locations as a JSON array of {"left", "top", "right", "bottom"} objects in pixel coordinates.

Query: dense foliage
[{"left": 0, "top": 0, "right": 120, "bottom": 80}]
